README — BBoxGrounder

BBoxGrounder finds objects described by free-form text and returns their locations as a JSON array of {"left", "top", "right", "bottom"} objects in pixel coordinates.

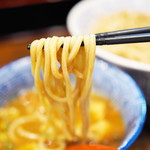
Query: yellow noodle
[
  {"left": 93, "top": 11, "right": 150, "bottom": 63},
  {"left": 8, "top": 113, "right": 47, "bottom": 143},
  {"left": 30, "top": 34, "right": 96, "bottom": 147}
]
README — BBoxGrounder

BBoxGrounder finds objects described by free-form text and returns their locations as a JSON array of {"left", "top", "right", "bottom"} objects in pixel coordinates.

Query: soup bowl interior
[{"left": 0, "top": 57, "right": 146, "bottom": 150}]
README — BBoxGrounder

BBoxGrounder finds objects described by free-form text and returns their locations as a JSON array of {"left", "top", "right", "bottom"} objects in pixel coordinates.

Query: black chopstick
[
  {"left": 27, "top": 27, "right": 150, "bottom": 49},
  {"left": 95, "top": 26, "right": 150, "bottom": 38},
  {"left": 96, "top": 33, "right": 150, "bottom": 45}
]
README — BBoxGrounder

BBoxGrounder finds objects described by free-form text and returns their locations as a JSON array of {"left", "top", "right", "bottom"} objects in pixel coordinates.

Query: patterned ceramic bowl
[{"left": 0, "top": 56, "right": 146, "bottom": 150}]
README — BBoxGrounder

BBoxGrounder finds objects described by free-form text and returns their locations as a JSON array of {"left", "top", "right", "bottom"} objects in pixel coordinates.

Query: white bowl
[
  {"left": 0, "top": 57, "right": 146, "bottom": 150},
  {"left": 67, "top": 0, "right": 150, "bottom": 108}
]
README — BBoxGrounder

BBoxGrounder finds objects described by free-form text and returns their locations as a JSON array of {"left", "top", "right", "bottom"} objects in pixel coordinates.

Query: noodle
[
  {"left": 93, "top": 11, "right": 150, "bottom": 63},
  {"left": 8, "top": 113, "right": 47, "bottom": 142},
  {"left": 0, "top": 35, "right": 125, "bottom": 150},
  {"left": 30, "top": 35, "right": 96, "bottom": 148}
]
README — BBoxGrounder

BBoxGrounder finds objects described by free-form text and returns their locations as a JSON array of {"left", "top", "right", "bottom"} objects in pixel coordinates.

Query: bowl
[
  {"left": 0, "top": 56, "right": 146, "bottom": 150},
  {"left": 67, "top": 0, "right": 150, "bottom": 123}
]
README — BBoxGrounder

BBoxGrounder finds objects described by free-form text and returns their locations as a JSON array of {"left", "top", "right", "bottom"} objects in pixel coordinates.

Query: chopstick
[
  {"left": 95, "top": 26, "right": 150, "bottom": 45},
  {"left": 27, "top": 26, "right": 150, "bottom": 49},
  {"left": 95, "top": 26, "right": 150, "bottom": 37},
  {"left": 96, "top": 33, "right": 150, "bottom": 45}
]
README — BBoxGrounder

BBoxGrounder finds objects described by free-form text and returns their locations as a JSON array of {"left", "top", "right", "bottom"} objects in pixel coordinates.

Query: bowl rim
[
  {"left": 95, "top": 57, "right": 147, "bottom": 150},
  {"left": 96, "top": 47, "right": 150, "bottom": 72},
  {"left": 67, "top": 0, "right": 150, "bottom": 72}
]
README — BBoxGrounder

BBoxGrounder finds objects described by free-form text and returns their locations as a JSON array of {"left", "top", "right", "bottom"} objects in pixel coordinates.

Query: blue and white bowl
[{"left": 0, "top": 57, "right": 146, "bottom": 150}]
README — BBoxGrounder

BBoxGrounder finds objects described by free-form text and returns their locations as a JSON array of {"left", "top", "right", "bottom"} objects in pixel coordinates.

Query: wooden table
[
  {"left": 0, "top": 26, "right": 69, "bottom": 67},
  {"left": 0, "top": 26, "right": 150, "bottom": 150}
]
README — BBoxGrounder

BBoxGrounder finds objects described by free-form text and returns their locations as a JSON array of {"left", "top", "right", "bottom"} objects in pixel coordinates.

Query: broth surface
[{"left": 0, "top": 91, "right": 125, "bottom": 150}]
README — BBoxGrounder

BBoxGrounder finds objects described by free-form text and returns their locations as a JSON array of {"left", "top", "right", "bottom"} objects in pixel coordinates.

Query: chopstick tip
[{"left": 27, "top": 44, "right": 30, "bottom": 50}]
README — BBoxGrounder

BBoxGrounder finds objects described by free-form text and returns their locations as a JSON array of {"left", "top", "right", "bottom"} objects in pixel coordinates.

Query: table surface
[{"left": 0, "top": 26, "right": 150, "bottom": 150}]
